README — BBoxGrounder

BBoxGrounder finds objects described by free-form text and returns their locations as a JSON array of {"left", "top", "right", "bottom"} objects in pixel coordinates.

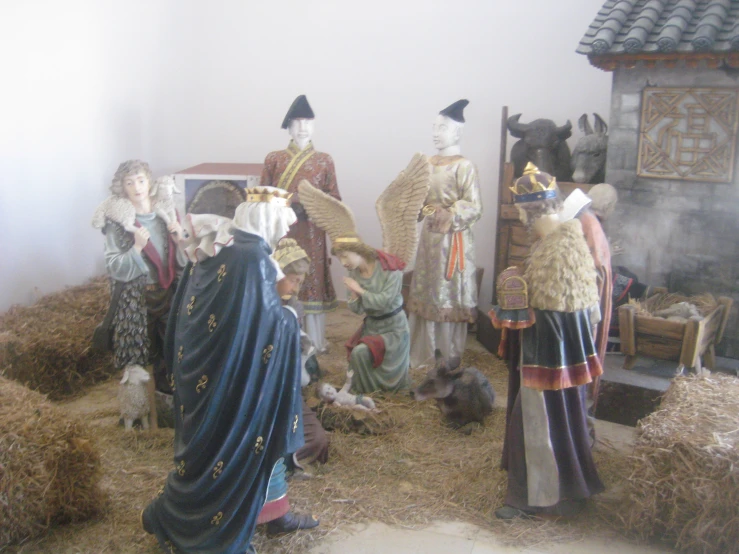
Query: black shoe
[
  {"left": 551, "top": 498, "right": 586, "bottom": 517},
  {"left": 495, "top": 505, "right": 535, "bottom": 520},
  {"left": 141, "top": 507, "right": 154, "bottom": 534},
  {"left": 266, "top": 511, "right": 319, "bottom": 537}
]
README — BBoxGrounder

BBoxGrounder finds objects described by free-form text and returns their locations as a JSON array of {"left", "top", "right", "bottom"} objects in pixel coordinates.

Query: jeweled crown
[
  {"left": 245, "top": 186, "right": 293, "bottom": 207},
  {"left": 510, "top": 163, "right": 558, "bottom": 203}
]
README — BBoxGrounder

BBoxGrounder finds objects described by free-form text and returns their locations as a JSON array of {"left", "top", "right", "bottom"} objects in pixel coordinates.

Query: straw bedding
[
  {"left": 630, "top": 292, "right": 718, "bottom": 318},
  {"left": 1, "top": 291, "right": 633, "bottom": 553},
  {"left": 609, "top": 374, "right": 739, "bottom": 554},
  {"left": 0, "top": 277, "right": 114, "bottom": 400},
  {"left": 0, "top": 376, "right": 104, "bottom": 549},
  {"left": 313, "top": 398, "right": 400, "bottom": 435}
]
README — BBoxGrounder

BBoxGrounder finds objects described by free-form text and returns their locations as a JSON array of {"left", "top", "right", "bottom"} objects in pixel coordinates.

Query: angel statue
[{"left": 298, "top": 153, "right": 431, "bottom": 394}]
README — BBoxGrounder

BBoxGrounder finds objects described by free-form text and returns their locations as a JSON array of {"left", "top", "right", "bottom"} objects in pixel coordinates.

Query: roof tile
[{"left": 577, "top": 0, "right": 739, "bottom": 55}]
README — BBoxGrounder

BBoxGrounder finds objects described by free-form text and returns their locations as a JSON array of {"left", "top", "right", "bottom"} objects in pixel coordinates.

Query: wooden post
[
  {"left": 715, "top": 296, "right": 734, "bottom": 345},
  {"left": 679, "top": 317, "right": 702, "bottom": 373},
  {"left": 146, "top": 365, "right": 159, "bottom": 431},
  {"left": 704, "top": 344, "right": 716, "bottom": 370},
  {"left": 619, "top": 305, "right": 638, "bottom": 369},
  {"left": 493, "top": 105, "right": 509, "bottom": 301}
]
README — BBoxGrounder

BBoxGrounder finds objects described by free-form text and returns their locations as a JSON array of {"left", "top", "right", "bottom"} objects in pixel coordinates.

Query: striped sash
[{"left": 277, "top": 141, "right": 315, "bottom": 190}]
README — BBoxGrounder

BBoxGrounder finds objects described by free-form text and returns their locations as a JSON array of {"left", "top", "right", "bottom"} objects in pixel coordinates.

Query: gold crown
[
  {"left": 509, "top": 163, "right": 558, "bottom": 202},
  {"left": 273, "top": 238, "right": 310, "bottom": 270},
  {"left": 245, "top": 187, "right": 293, "bottom": 207}
]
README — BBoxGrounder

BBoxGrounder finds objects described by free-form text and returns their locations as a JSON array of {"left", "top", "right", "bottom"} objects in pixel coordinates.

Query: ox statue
[
  {"left": 571, "top": 113, "right": 608, "bottom": 184},
  {"left": 507, "top": 113, "right": 573, "bottom": 182}
]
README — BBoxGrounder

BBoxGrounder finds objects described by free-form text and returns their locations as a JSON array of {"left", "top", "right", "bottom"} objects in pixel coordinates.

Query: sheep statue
[
  {"left": 91, "top": 196, "right": 138, "bottom": 233},
  {"left": 151, "top": 175, "right": 181, "bottom": 226},
  {"left": 91, "top": 174, "right": 180, "bottom": 232},
  {"left": 118, "top": 364, "right": 152, "bottom": 431}
]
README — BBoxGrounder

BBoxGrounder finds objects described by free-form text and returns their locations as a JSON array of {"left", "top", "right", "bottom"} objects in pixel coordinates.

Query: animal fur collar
[{"left": 524, "top": 219, "right": 599, "bottom": 313}]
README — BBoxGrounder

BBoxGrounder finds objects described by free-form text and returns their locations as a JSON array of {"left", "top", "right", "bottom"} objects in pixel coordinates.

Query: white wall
[{"left": 0, "top": 0, "right": 611, "bottom": 312}]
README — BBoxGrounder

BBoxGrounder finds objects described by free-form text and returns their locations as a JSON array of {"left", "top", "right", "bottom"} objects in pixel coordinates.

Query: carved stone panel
[{"left": 637, "top": 87, "right": 739, "bottom": 183}]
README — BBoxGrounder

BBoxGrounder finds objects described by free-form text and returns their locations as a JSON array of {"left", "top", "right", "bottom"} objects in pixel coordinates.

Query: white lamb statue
[
  {"left": 90, "top": 174, "right": 180, "bottom": 232},
  {"left": 91, "top": 195, "right": 138, "bottom": 233},
  {"left": 317, "top": 370, "right": 377, "bottom": 412},
  {"left": 118, "top": 364, "right": 152, "bottom": 431},
  {"left": 151, "top": 174, "right": 180, "bottom": 226}
]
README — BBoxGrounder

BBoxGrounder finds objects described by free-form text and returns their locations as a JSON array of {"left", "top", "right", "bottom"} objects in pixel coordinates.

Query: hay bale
[
  {"left": 0, "top": 376, "right": 104, "bottom": 548},
  {"left": 619, "top": 374, "right": 739, "bottom": 554},
  {"left": 317, "top": 402, "right": 399, "bottom": 435},
  {"left": 0, "top": 277, "right": 114, "bottom": 399}
]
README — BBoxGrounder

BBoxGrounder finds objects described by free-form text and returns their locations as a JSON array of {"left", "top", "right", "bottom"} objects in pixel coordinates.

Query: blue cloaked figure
[{"left": 142, "top": 189, "right": 304, "bottom": 554}]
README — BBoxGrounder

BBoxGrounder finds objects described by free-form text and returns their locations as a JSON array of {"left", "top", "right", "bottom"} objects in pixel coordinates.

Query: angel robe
[
  {"left": 407, "top": 155, "right": 482, "bottom": 367},
  {"left": 344, "top": 253, "right": 410, "bottom": 394}
]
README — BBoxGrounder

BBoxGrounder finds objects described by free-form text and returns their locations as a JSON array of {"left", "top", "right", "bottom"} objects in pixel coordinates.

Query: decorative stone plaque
[{"left": 637, "top": 87, "right": 739, "bottom": 183}]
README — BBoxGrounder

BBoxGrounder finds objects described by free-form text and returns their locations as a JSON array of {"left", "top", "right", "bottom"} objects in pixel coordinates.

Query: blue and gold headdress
[{"left": 510, "top": 163, "right": 558, "bottom": 204}]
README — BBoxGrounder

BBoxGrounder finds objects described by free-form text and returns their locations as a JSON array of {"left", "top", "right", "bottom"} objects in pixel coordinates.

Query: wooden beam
[{"left": 588, "top": 51, "right": 739, "bottom": 72}]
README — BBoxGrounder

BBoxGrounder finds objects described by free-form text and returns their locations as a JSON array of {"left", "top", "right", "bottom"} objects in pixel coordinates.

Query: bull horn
[
  {"left": 555, "top": 120, "right": 573, "bottom": 140},
  {"left": 507, "top": 113, "right": 529, "bottom": 139},
  {"left": 578, "top": 114, "right": 593, "bottom": 135},
  {"left": 593, "top": 113, "right": 608, "bottom": 135}
]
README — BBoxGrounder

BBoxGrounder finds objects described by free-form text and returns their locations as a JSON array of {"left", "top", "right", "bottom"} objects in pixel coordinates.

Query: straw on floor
[
  {"left": 605, "top": 373, "right": 739, "bottom": 554},
  {"left": 0, "top": 376, "right": 104, "bottom": 548}
]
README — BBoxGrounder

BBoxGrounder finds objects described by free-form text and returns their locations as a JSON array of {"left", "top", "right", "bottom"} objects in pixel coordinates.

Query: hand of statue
[
  {"left": 167, "top": 221, "right": 185, "bottom": 241},
  {"left": 133, "top": 228, "right": 150, "bottom": 252},
  {"left": 291, "top": 201, "right": 308, "bottom": 221},
  {"left": 344, "top": 277, "right": 364, "bottom": 296}
]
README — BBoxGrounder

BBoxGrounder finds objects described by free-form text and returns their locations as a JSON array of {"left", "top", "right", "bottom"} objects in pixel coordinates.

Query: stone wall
[{"left": 605, "top": 63, "right": 739, "bottom": 358}]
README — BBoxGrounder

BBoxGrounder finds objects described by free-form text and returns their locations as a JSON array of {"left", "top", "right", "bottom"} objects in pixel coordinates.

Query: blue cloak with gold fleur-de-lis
[{"left": 143, "top": 229, "right": 304, "bottom": 554}]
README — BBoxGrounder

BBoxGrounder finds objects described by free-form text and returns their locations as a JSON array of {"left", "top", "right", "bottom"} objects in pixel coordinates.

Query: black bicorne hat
[
  {"left": 281, "top": 95, "right": 315, "bottom": 129},
  {"left": 439, "top": 99, "right": 469, "bottom": 123}
]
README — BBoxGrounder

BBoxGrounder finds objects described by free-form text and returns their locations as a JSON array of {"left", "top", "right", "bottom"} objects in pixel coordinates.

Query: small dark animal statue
[
  {"left": 411, "top": 350, "right": 495, "bottom": 430},
  {"left": 507, "top": 113, "right": 573, "bottom": 182},
  {"left": 571, "top": 113, "right": 608, "bottom": 184}
]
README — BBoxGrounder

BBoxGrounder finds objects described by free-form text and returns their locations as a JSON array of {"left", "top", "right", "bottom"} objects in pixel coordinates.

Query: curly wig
[{"left": 110, "top": 160, "right": 153, "bottom": 197}]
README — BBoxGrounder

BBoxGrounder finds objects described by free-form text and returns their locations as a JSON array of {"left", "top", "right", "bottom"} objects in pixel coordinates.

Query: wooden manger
[{"left": 618, "top": 294, "right": 733, "bottom": 373}]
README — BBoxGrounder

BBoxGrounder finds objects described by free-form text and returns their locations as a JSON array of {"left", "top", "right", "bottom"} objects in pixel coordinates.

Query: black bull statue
[{"left": 507, "top": 113, "right": 573, "bottom": 182}]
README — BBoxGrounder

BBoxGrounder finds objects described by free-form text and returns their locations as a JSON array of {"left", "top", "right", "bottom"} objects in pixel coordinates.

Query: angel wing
[
  {"left": 297, "top": 180, "right": 357, "bottom": 241},
  {"left": 375, "top": 152, "right": 431, "bottom": 264}
]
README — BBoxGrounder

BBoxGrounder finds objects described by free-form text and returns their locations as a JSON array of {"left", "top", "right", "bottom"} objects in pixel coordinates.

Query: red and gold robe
[{"left": 261, "top": 141, "right": 340, "bottom": 314}]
